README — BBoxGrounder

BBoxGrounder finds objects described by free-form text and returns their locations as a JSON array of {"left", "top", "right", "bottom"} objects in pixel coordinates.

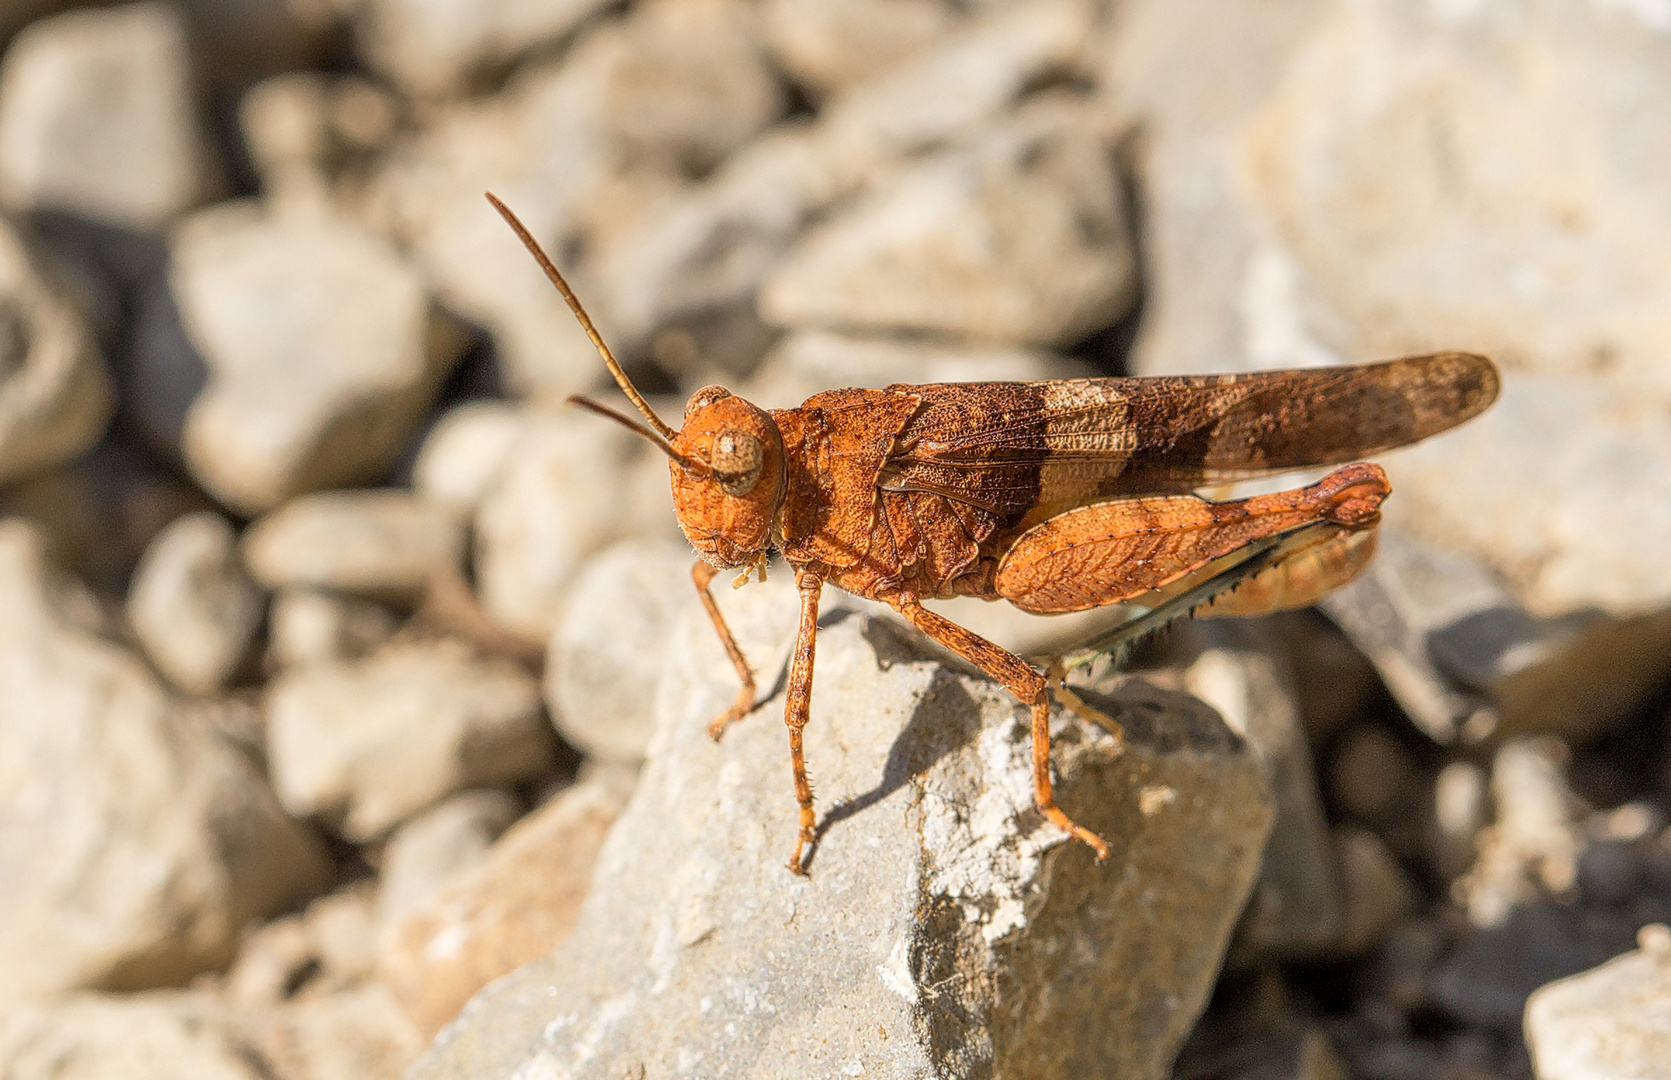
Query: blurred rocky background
[{"left": 0, "top": 0, "right": 1666, "bottom": 1077}]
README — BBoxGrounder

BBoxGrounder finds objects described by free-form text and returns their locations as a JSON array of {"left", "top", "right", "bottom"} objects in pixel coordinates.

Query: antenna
[
  {"left": 486, "top": 192, "right": 679, "bottom": 442},
  {"left": 567, "top": 395, "right": 708, "bottom": 476}
]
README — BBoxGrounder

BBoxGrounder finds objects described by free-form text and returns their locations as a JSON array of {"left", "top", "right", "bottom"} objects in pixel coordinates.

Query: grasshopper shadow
[{"left": 803, "top": 615, "right": 989, "bottom": 872}]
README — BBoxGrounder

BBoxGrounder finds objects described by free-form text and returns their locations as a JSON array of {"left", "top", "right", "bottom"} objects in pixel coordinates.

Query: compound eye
[
  {"left": 711, "top": 428, "right": 763, "bottom": 496},
  {"left": 685, "top": 385, "right": 732, "bottom": 418}
]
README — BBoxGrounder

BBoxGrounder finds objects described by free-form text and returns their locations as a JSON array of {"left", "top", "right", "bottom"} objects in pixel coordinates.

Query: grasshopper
[{"left": 487, "top": 194, "right": 1499, "bottom": 875}]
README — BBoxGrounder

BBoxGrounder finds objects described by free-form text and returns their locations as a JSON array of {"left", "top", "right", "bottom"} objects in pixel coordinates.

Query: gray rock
[
  {"left": 1456, "top": 739, "right": 1583, "bottom": 929},
  {"left": 411, "top": 401, "right": 528, "bottom": 516},
  {"left": 357, "top": 0, "right": 614, "bottom": 99},
  {"left": 546, "top": 539, "right": 712, "bottom": 762},
  {"left": 819, "top": 0, "right": 1099, "bottom": 165},
  {"left": 761, "top": 96, "right": 1136, "bottom": 347},
  {"left": 243, "top": 490, "right": 464, "bottom": 602},
  {"left": 172, "top": 203, "right": 465, "bottom": 513},
  {"left": 371, "top": 47, "right": 620, "bottom": 396},
  {"left": 267, "top": 588, "right": 401, "bottom": 669},
  {"left": 760, "top": 0, "right": 955, "bottom": 99},
  {"left": 0, "top": 3, "right": 211, "bottom": 229},
  {"left": 0, "top": 216, "right": 112, "bottom": 486},
  {"left": 0, "top": 992, "right": 266, "bottom": 1080},
  {"left": 1525, "top": 924, "right": 1671, "bottom": 1080},
  {"left": 410, "top": 609, "right": 1273, "bottom": 1080},
  {"left": 265, "top": 637, "right": 550, "bottom": 841},
  {"left": 380, "top": 773, "right": 630, "bottom": 1037},
  {"left": 474, "top": 407, "right": 679, "bottom": 638},
  {"left": 599, "top": 0, "right": 785, "bottom": 173},
  {"left": 0, "top": 520, "right": 329, "bottom": 1003},
  {"left": 376, "top": 789, "right": 522, "bottom": 932},
  {"left": 1321, "top": 528, "right": 1671, "bottom": 744},
  {"left": 1333, "top": 826, "right": 1418, "bottom": 958},
  {"left": 126, "top": 511, "right": 263, "bottom": 695},
  {"left": 1176, "top": 623, "right": 1346, "bottom": 965}
]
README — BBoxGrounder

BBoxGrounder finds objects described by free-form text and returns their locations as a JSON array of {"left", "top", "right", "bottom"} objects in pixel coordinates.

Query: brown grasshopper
[{"left": 487, "top": 194, "right": 1500, "bottom": 875}]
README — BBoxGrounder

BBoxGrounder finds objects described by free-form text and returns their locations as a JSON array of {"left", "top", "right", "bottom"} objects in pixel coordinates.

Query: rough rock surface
[
  {"left": 265, "top": 637, "right": 550, "bottom": 840},
  {"left": 0, "top": 2, "right": 210, "bottom": 228},
  {"left": 0, "top": 520, "right": 329, "bottom": 1003},
  {"left": 243, "top": 489, "right": 464, "bottom": 602},
  {"left": 761, "top": 98, "right": 1134, "bottom": 347},
  {"left": 0, "top": 215, "right": 112, "bottom": 486},
  {"left": 410, "top": 600, "right": 1273, "bottom": 1080},
  {"left": 1525, "top": 924, "right": 1671, "bottom": 1080},
  {"left": 126, "top": 510, "right": 263, "bottom": 695},
  {"left": 380, "top": 772, "right": 631, "bottom": 1037},
  {"left": 171, "top": 203, "right": 464, "bottom": 513}
]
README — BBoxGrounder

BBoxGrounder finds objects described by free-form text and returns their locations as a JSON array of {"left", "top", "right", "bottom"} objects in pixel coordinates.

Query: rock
[
  {"left": 1175, "top": 994, "right": 1351, "bottom": 1080},
  {"left": 371, "top": 44, "right": 621, "bottom": 396},
  {"left": 599, "top": 0, "right": 785, "bottom": 173},
  {"left": 1177, "top": 624, "right": 1346, "bottom": 965},
  {"left": 239, "top": 73, "right": 397, "bottom": 216},
  {"left": 0, "top": 520, "right": 329, "bottom": 1003},
  {"left": 171, "top": 203, "right": 465, "bottom": 513},
  {"left": 761, "top": 96, "right": 1136, "bottom": 347},
  {"left": 356, "top": 0, "right": 615, "bottom": 99},
  {"left": 247, "top": 983, "right": 421, "bottom": 1080},
  {"left": 376, "top": 789, "right": 522, "bottom": 930},
  {"left": 0, "top": 992, "right": 265, "bottom": 1080},
  {"left": 225, "top": 885, "right": 380, "bottom": 1007},
  {"left": 1456, "top": 739, "right": 1584, "bottom": 930},
  {"left": 408, "top": 610, "right": 1274, "bottom": 1080},
  {"left": 265, "top": 637, "right": 551, "bottom": 840},
  {"left": 0, "top": 215, "right": 113, "bottom": 486},
  {"left": 1327, "top": 724, "right": 1420, "bottom": 823},
  {"left": 1333, "top": 827, "right": 1419, "bottom": 957},
  {"left": 267, "top": 588, "right": 400, "bottom": 669},
  {"left": 546, "top": 539, "right": 709, "bottom": 761},
  {"left": 760, "top": 0, "right": 956, "bottom": 99},
  {"left": 1321, "top": 529, "right": 1671, "bottom": 745},
  {"left": 126, "top": 511, "right": 263, "bottom": 695},
  {"left": 1107, "top": 0, "right": 1671, "bottom": 730},
  {"left": 1432, "top": 761, "right": 1489, "bottom": 883},
  {"left": 380, "top": 773, "right": 631, "bottom": 1037},
  {"left": 243, "top": 490, "right": 463, "bottom": 602},
  {"left": 474, "top": 406, "right": 677, "bottom": 639},
  {"left": 819, "top": 0, "right": 1100, "bottom": 166},
  {"left": 0, "top": 3, "right": 211, "bottom": 229},
  {"left": 411, "top": 401, "right": 527, "bottom": 516},
  {"left": 1525, "top": 924, "right": 1671, "bottom": 1080}
]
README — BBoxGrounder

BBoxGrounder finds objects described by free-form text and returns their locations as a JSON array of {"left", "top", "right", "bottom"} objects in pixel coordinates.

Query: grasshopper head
[{"left": 668, "top": 387, "right": 786, "bottom": 568}]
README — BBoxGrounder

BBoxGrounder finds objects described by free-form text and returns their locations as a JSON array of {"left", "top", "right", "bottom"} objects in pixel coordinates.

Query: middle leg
[
  {"left": 894, "top": 599, "right": 1111, "bottom": 861},
  {"left": 783, "top": 570, "right": 824, "bottom": 875}
]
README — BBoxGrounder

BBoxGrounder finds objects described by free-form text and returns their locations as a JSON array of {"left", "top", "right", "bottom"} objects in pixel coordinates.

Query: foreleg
[{"left": 691, "top": 559, "right": 757, "bottom": 739}]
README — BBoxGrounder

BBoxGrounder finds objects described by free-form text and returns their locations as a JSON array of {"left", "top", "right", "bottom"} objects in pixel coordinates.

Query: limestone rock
[
  {"left": 248, "top": 983, "right": 421, "bottom": 1080},
  {"left": 171, "top": 203, "right": 464, "bottom": 513},
  {"left": 546, "top": 540, "right": 710, "bottom": 761},
  {"left": 1525, "top": 924, "right": 1671, "bottom": 1080},
  {"left": 265, "top": 638, "right": 550, "bottom": 840},
  {"left": 0, "top": 216, "right": 112, "bottom": 486},
  {"left": 267, "top": 588, "right": 400, "bottom": 669},
  {"left": 126, "top": 510, "right": 263, "bottom": 695},
  {"left": 600, "top": 0, "right": 785, "bottom": 173},
  {"left": 411, "top": 401, "right": 528, "bottom": 516},
  {"left": 243, "top": 490, "right": 463, "bottom": 602},
  {"left": 409, "top": 610, "right": 1273, "bottom": 1080},
  {"left": 0, "top": 520, "right": 329, "bottom": 1003},
  {"left": 760, "top": 0, "right": 956, "bottom": 99},
  {"left": 0, "top": 3, "right": 211, "bottom": 229},
  {"left": 380, "top": 773, "right": 630, "bottom": 1037},
  {"left": 376, "top": 789, "right": 522, "bottom": 931},
  {"left": 0, "top": 993, "right": 264, "bottom": 1080},
  {"left": 357, "top": 0, "right": 614, "bottom": 100},
  {"left": 1108, "top": 0, "right": 1671, "bottom": 673},
  {"left": 761, "top": 97, "right": 1135, "bottom": 347},
  {"left": 474, "top": 407, "right": 677, "bottom": 639},
  {"left": 1321, "top": 528, "right": 1671, "bottom": 744}
]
